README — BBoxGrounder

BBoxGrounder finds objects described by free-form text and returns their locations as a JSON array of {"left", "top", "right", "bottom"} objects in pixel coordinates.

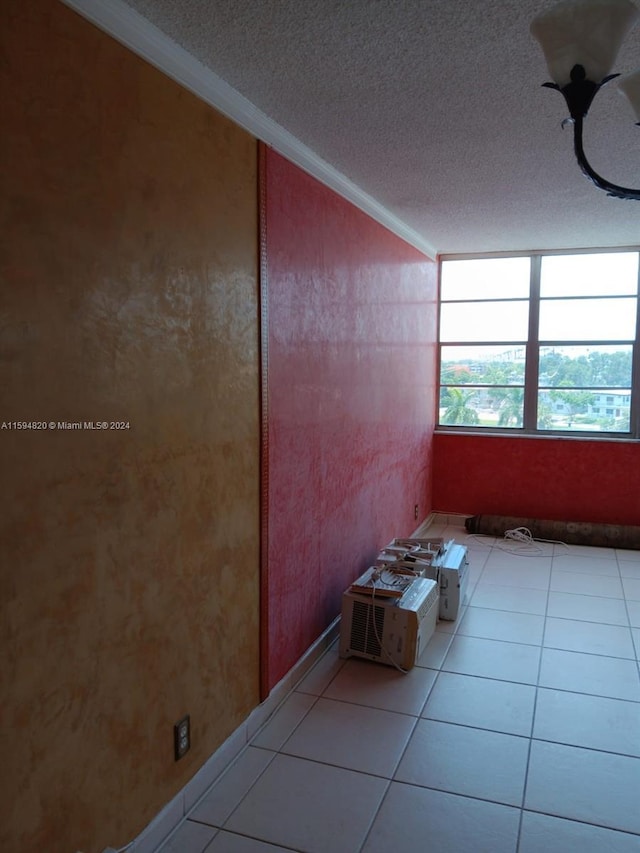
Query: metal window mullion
[
  {"left": 538, "top": 385, "right": 631, "bottom": 392},
  {"left": 436, "top": 260, "right": 444, "bottom": 423},
  {"left": 441, "top": 297, "right": 530, "bottom": 305},
  {"left": 537, "top": 339, "right": 634, "bottom": 346},
  {"left": 539, "top": 293, "right": 635, "bottom": 301},
  {"left": 523, "top": 256, "right": 541, "bottom": 430},
  {"left": 630, "top": 256, "right": 640, "bottom": 438},
  {"left": 441, "top": 340, "right": 527, "bottom": 347}
]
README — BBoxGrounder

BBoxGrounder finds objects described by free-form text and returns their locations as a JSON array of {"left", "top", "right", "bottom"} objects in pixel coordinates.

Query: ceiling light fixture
[{"left": 531, "top": 0, "right": 640, "bottom": 199}]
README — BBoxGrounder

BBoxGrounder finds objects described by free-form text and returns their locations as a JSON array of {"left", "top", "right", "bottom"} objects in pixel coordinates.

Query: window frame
[{"left": 437, "top": 248, "right": 640, "bottom": 440}]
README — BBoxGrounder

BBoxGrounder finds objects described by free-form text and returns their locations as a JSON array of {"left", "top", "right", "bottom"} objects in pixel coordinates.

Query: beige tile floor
[{"left": 157, "top": 518, "right": 640, "bottom": 853}]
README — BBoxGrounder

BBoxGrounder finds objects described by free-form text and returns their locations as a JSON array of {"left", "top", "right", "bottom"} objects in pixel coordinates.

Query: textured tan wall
[{"left": 0, "top": 2, "right": 260, "bottom": 851}]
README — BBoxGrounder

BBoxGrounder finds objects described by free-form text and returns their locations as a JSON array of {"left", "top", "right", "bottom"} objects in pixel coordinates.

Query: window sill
[{"left": 434, "top": 428, "right": 639, "bottom": 443}]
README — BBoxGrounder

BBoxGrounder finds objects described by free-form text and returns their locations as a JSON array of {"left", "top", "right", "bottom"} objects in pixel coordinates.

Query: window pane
[
  {"left": 441, "top": 345, "right": 525, "bottom": 385},
  {"left": 440, "top": 300, "right": 529, "bottom": 342},
  {"left": 441, "top": 257, "right": 530, "bottom": 300},
  {"left": 439, "top": 386, "right": 523, "bottom": 428},
  {"left": 539, "top": 298, "right": 636, "bottom": 341},
  {"left": 538, "top": 389, "right": 630, "bottom": 432},
  {"left": 540, "top": 253, "right": 639, "bottom": 297},
  {"left": 439, "top": 387, "right": 481, "bottom": 426},
  {"left": 438, "top": 250, "right": 638, "bottom": 437},
  {"left": 539, "top": 345, "right": 632, "bottom": 388}
]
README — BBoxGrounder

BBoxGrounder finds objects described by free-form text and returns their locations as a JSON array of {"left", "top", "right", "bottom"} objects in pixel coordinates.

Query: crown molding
[{"left": 60, "top": 0, "right": 437, "bottom": 260}]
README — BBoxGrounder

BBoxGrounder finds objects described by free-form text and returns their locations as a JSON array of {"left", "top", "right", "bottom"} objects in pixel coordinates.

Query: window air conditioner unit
[
  {"left": 376, "top": 538, "right": 470, "bottom": 621},
  {"left": 426, "top": 540, "right": 469, "bottom": 621},
  {"left": 339, "top": 576, "right": 439, "bottom": 671}
]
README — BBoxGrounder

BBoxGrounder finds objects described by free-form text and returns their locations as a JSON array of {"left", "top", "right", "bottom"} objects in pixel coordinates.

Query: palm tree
[
  {"left": 441, "top": 388, "right": 479, "bottom": 425},
  {"left": 496, "top": 388, "right": 524, "bottom": 427}
]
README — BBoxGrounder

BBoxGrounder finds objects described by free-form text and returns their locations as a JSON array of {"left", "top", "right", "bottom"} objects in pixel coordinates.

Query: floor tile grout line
[
  {"left": 188, "top": 820, "right": 303, "bottom": 852},
  {"left": 252, "top": 683, "right": 323, "bottom": 747},
  {"left": 204, "top": 752, "right": 640, "bottom": 850},
  {"left": 462, "top": 602, "right": 549, "bottom": 620},
  {"left": 384, "top": 678, "right": 435, "bottom": 779},
  {"left": 449, "top": 632, "right": 543, "bottom": 648},
  {"left": 516, "top": 562, "right": 552, "bottom": 853},
  {"left": 204, "top": 744, "right": 278, "bottom": 829},
  {"left": 439, "top": 646, "right": 640, "bottom": 695},
  {"left": 354, "top": 778, "right": 392, "bottom": 853},
  {"left": 428, "top": 665, "right": 640, "bottom": 701},
  {"left": 258, "top": 742, "right": 416, "bottom": 784},
  {"left": 422, "top": 533, "right": 635, "bottom": 846},
  {"left": 441, "top": 632, "right": 544, "bottom": 650},
  {"left": 196, "top": 531, "right": 639, "bottom": 852},
  {"left": 206, "top": 750, "right": 400, "bottom": 850},
  {"left": 373, "top": 778, "right": 526, "bottom": 813},
  {"left": 411, "top": 713, "right": 640, "bottom": 760},
  {"left": 528, "top": 734, "right": 640, "bottom": 762},
  {"left": 396, "top": 778, "right": 534, "bottom": 813},
  {"left": 616, "top": 551, "right": 640, "bottom": 684},
  {"left": 536, "top": 683, "right": 640, "bottom": 703},
  {"left": 255, "top": 691, "right": 323, "bottom": 753},
  {"left": 522, "top": 805, "right": 640, "bottom": 839},
  {"left": 540, "top": 642, "right": 637, "bottom": 662},
  {"left": 180, "top": 745, "right": 279, "bottom": 837},
  {"left": 417, "top": 714, "right": 533, "bottom": 741},
  {"left": 535, "top": 683, "right": 640, "bottom": 705},
  {"left": 289, "top": 691, "right": 432, "bottom": 720},
  {"left": 540, "top": 610, "right": 634, "bottom": 628},
  {"left": 181, "top": 650, "right": 338, "bottom": 841},
  {"left": 464, "top": 600, "right": 639, "bottom": 626},
  {"left": 438, "top": 532, "right": 530, "bottom": 848}
]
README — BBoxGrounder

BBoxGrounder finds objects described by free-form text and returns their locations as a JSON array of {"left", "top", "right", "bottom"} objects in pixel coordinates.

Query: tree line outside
[{"left": 439, "top": 347, "right": 632, "bottom": 431}]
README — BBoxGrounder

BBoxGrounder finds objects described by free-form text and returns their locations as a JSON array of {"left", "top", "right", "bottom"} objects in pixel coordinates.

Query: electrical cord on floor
[
  {"left": 498, "top": 526, "right": 569, "bottom": 555},
  {"left": 466, "top": 528, "right": 569, "bottom": 555}
]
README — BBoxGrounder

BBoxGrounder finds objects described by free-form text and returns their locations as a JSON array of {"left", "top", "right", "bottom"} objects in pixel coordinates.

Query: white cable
[
  {"left": 498, "top": 526, "right": 544, "bottom": 554},
  {"left": 495, "top": 526, "right": 569, "bottom": 555}
]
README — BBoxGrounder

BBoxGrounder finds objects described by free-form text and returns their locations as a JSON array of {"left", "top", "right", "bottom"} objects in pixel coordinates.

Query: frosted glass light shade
[
  {"left": 531, "top": 0, "right": 639, "bottom": 87},
  {"left": 619, "top": 68, "right": 640, "bottom": 120}
]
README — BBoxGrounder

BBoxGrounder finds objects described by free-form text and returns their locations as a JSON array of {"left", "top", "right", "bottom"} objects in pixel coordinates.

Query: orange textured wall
[{"left": 0, "top": 2, "right": 259, "bottom": 852}]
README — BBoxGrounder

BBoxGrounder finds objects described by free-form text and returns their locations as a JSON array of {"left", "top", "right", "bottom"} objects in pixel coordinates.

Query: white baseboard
[
  {"left": 125, "top": 616, "right": 341, "bottom": 853},
  {"left": 410, "top": 511, "right": 436, "bottom": 536},
  {"left": 113, "top": 516, "right": 461, "bottom": 851}
]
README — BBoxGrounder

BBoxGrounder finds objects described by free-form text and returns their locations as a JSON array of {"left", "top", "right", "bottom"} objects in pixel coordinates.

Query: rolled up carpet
[{"left": 465, "top": 514, "right": 640, "bottom": 551}]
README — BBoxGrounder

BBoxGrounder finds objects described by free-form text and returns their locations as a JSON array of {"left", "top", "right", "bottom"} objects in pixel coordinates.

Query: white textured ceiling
[{"left": 119, "top": 0, "right": 640, "bottom": 255}]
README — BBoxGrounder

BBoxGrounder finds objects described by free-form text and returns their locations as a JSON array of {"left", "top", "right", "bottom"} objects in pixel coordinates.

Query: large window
[{"left": 438, "top": 251, "right": 640, "bottom": 437}]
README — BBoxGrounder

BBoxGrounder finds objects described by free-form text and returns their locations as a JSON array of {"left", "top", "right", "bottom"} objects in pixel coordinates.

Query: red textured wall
[
  {"left": 264, "top": 148, "right": 437, "bottom": 689},
  {"left": 433, "top": 432, "right": 640, "bottom": 526}
]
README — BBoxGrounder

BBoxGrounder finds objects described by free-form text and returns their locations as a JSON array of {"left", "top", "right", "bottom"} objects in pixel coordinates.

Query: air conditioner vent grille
[
  {"left": 417, "top": 585, "right": 440, "bottom": 621},
  {"left": 350, "top": 599, "right": 385, "bottom": 656}
]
